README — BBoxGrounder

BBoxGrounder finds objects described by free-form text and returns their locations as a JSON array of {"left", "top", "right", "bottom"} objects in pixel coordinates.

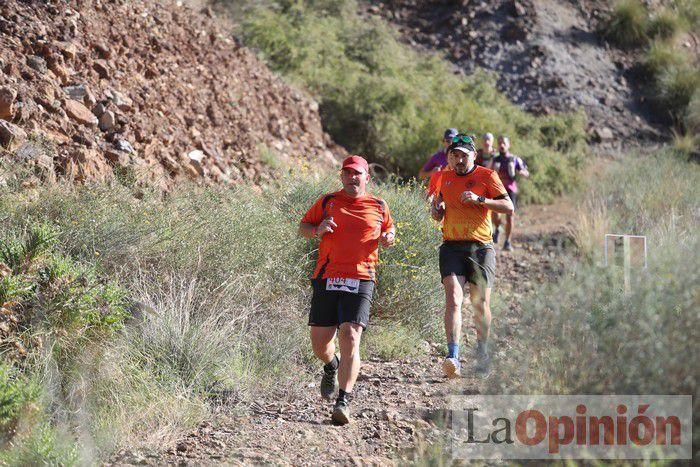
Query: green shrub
[
  {"left": 647, "top": 7, "right": 682, "bottom": 40},
  {"left": 231, "top": 0, "right": 586, "bottom": 203},
  {"left": 643, "top": 40, "right": 687, "bottom": 76},
  {"left": 654, "top": 65, "right": 700, "bottom": 123},
  {"left": 0, "top": 363, "right": 40, "bottom": 441},
  {"left": 489, "top": 150, "right": 700, "bottom": 449},
  {"left": 0, "top": 420, "right": 79, "bottom": 466},
  {"left": 601, "top": 0, "right": 649, "bottom": 48},
  {"left": 0, "top": 172, "right": 448, "bottom": 459},
  {"left": 685, "top": 88, "right": 700, "bottom": 134}
]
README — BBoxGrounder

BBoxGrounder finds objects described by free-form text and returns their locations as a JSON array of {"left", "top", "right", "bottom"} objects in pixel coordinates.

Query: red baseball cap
[{"left": 341, "top": 155, "right": 369, "bottom": 174}]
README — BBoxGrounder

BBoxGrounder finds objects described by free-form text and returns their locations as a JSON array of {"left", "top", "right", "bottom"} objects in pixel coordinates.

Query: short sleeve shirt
[
  {"left": 438, "top": 166, "right": 508, "bottom": 243},
  {"left": 301, "top": 190, "right": 394, "bottom": 281},
  {"left": 493, "top": 153, "right": 527, "bottom": 193},
  {"left": 422, "top": 149, "right": 448, "bottom": 172}
]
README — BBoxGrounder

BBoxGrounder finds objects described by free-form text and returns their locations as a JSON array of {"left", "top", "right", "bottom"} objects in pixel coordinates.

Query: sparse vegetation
[
  {"left": 492, "top": 150, "right": 700, "bottom": 447},
  {"left": 601, "top": 0, "right": 649, "bottom": 48},
  {"left": 0, "top": 169, "right": 444, "bottom": 461},
  {"left": 222, "top": 0, "right": 587, "bottom": 203},
  {"left": 604, "top": 0, "right": 700, "bottom": 152}
]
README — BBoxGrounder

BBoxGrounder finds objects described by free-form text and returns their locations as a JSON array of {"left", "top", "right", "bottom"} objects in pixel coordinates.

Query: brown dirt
[
  {"left": 0, "top": 0, "right": 344, "bottom": 190},
  {"left": 109, "top": 202, "right": 574, "bottom": 465}
]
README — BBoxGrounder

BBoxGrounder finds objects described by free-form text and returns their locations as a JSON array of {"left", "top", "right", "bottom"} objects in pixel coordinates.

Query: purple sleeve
[
  {"left": 516, "top": 157, "right": 527, "bottom": 171},
  {"left": 422, "top": 152, "right": 440, "bottom": 172}
]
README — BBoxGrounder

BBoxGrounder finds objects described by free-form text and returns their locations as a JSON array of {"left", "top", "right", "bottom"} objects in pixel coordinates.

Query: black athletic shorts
[
  {"left": 507, "top": 189, "right": 517, "bottom": 209},
  {"left": 308, "top": 279, "right": 375, "bottom": 328},
  {"left": 439, "top": 241, "right": 496, "bottom": 288}
]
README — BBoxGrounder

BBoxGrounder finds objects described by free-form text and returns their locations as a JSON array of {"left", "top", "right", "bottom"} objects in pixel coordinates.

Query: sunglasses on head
[{"left": 452, "top": 135, "right": 474, "bottom": 145}]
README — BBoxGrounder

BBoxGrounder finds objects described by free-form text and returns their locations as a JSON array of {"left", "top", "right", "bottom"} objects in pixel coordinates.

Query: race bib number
[{"left": 326, "top": 278, "right": 360, "bottom": 293}]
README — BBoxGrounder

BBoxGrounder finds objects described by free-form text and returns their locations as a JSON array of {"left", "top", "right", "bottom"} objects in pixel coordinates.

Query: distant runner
[
  {"left": 431, "top": 135, "right": 513, "bottom": 377},
  {"left": 475, "top": 132, "right": 496, "bottom": 168},
  {"left": 418, "top": 128, "right": 459, "bottom": 180},
  {"left": 299, "top": 155, "right": 396, "bottom": 425},
  {"left": 492, "top": 136, "right": 529, "bottom": 251}
]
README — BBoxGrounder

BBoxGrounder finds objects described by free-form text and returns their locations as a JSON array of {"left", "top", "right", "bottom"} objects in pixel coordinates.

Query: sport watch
[{"left": 477, "top": 195, "right": 486, "bottom": 204}]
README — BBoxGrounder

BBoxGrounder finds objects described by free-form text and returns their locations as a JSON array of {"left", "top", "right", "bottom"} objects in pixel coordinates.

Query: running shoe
[
  {"left": 320, "top": 367, "right": 338, "bottom": 400},
  {"left": 503, "top": 240, "right": 513, "bottom": 251},
  {"left": 332, "top": 399, "right": 350, "bottom": 425},
  {"left": 442, "top": 357, "right": 461, "bottom": 378}
]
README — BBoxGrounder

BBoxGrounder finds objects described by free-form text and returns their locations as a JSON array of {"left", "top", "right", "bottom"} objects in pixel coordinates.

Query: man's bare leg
[
  {"left": 469, "top": 283, "right": 492, "bottom": 374},
  {"left": 310, "top": 326, "right": 339, "bottom": 399},
  {"left": 442, "top": 274, "right": 467, "bottom": 377},
  {"left": 504, "top": 213, "right": 515, "bottom": 249},
  {"left": 332, "top": 322, "right": 364, "bottom": 424},
  {"left": 337, "top": 322, "right": 363, "bottom": 392},
  {"left": 310, "top": 326, "right": 337, "bottom": 363}
]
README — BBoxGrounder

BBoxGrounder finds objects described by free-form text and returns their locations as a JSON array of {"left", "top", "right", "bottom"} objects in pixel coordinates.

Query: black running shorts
[
  {"left": 439, "top": 241, "right": 496, "bottom": 288},
  {"left": 308, "top": 279, "right": 374, "bottom": 328}
]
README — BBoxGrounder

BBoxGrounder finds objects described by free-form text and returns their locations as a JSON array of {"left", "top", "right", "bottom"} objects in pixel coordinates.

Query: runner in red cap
[{"left": 299, "top": 155, "right": 395, "bottom": 425}]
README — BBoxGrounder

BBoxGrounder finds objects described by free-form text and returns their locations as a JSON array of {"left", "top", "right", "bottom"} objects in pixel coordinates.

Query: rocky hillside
[
  {"left": 364, "top": 0, "right": 667, "bottom": 148},
  {"left": 0, "top": 0, "right": 343, "bottom": 190}
]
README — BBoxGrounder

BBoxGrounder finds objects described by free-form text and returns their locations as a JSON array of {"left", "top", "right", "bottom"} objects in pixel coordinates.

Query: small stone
[
  {"left": 93, "top": 59, "right": 110, "bottom": 79},
  {"left": 93, "top": 102, "right": 106, "bottom": 118},
  {"left": 114, "top": 139, "right": 134, "bottom": 153},
  {"left": 593, "top": 127, "right": 614, "bottom": 142},
  {"left": 104, "top": 148, "right": 130, "bottom": 167},
  {"left": 93, "top": 42, "right": 111, "bottom": 59},
  {"left": 187, "top": 149, "right": 204, "bottom": 162},
  {"left": 58, "top": 42, "right": 77, "bottom": 60},
  {"left": 99, "top": 111, "right": 116, "bottom": 131},
  {"left": 110, "top": 91, "right": 132, "bottom": 110},
  {"left": 26, "top": 55, "right": 47, "bottom": 73},
  {"left": 48, "top": 61, "right": 70, "bottom": 85},
  {"left": 0, "top": 86, "right": 17, "bottom": 120},
  {"left": 65, "top": 99, "right": 98, "bottom": 126},
  {"left": 0, "top": 121, "right": 27, "bottom": 149},
  {"left": 63, "top": 84, "right": 90, "bottom": 101}
]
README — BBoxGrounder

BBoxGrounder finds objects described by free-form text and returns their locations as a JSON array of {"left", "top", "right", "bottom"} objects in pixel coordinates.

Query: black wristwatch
[{"left": 477, "top": 195, "right": 486, "bottom": 204}]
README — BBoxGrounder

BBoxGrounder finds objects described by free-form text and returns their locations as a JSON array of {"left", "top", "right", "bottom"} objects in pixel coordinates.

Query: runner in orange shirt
[
  {"left": 299, "top": 155, "right": 395, "bottom": 425},
  {"left": 431, "top": 135, "right": 513, "bottom": 377}
]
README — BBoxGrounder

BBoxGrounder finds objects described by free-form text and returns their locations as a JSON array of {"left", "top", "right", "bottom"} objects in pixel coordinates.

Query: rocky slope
[
  {"left": 364, "top": 0, "right": 666, "bottom": 150},
  {"left": 0, "top": 0, "right": 343, "bottom": 190}
]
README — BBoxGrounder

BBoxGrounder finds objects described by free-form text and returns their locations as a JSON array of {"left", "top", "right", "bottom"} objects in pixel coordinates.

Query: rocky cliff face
[
  {"left": 0, "top": 0, "right": 344, "bottom": 189},
  {"left": 364, "top": 0, "right": 666, "bottom": 150}
]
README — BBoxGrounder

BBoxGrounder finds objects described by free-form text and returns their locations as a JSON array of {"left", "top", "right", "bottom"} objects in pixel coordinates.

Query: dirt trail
[{"left": 111, "top": 201, "right": 575, "bottom": 465}]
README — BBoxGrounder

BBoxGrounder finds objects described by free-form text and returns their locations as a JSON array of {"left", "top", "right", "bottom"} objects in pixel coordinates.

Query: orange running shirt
[
  {"left": 438, "top": 166, "right": 508, "bottom": 243},
  {"left": 301, "top": 190, "right": 394, "bottom": 281},
  {"left": 427, "top": 169, "right": 445, "bottom": 197}
]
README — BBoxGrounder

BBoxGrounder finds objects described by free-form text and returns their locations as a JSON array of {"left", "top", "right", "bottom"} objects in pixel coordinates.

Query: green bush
[
  {"left": 601, "top": 0, "right": 649, "bottom": 48},
  {"left": 654, "top": 65, "right": 700, "bottom": 123},
  {"left": 0, "top": 363, "right": 40, "bottom": 441},
  {"left": 230, "top": 0, "right": 586, "bottom": 203},
  {"left": 489, "top": 150, "right": 700, "bottom": 449},
  {"left": 643, "top": 40, "right": 687, "bottom": 77},
  {"left": 647, "top": 7, "right": 682, "bottom": 40}
]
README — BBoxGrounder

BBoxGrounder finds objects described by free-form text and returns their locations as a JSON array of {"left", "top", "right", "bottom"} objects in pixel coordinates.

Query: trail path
[{"left": 111, "top": 201, "right": 575, "bottom": 465}]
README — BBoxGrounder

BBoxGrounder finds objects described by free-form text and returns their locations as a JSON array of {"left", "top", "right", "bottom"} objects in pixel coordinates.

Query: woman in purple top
[
  {"left": 492, "top": 136, "right": 529, "bottom": 251},
  {"left": 418, "top": 128, "right": 458, "bottom": 180}
]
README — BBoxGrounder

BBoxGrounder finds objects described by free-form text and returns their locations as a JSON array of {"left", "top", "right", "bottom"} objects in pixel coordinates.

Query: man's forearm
[
  {"left": 484, "top": 198, "right": 514, "bottom": 214},
  {"left": 299, "top": 222, "right": 317, "bottom": 239}
]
